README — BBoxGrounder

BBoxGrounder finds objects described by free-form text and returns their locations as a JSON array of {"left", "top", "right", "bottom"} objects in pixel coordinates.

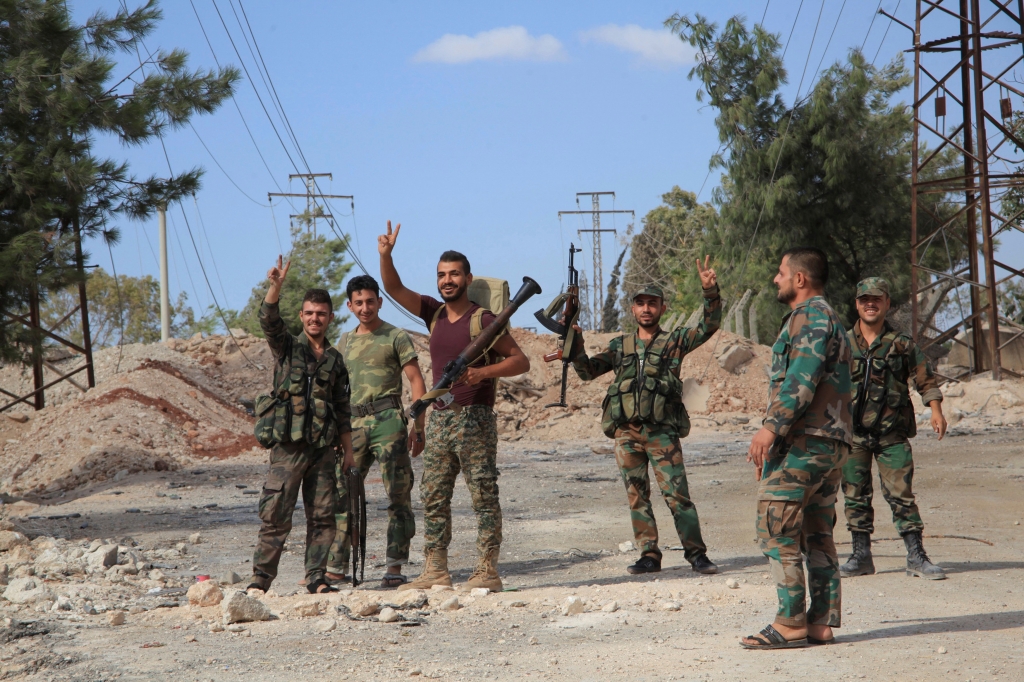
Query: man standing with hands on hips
[{"left": 743, "top": 247, "right": 853, "bottom": 649}]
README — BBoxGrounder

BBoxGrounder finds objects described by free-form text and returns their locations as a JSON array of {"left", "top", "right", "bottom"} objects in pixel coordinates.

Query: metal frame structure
[
  {"left": 268, "top": 172, "right": 352, "bottom": 238},
  {"left": 908, "top": 0, "right": 1024, "bottom": 380},
  {"left": 1, "top": 216, "right": 96, "bottom": 412}
]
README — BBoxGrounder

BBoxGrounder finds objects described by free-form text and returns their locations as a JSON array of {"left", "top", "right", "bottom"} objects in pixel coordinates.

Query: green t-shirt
[{"left": 341, "top": 321, "right": 418, "bottom": 407}]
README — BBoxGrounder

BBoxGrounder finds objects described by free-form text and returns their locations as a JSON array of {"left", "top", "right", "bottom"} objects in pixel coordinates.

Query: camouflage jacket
[
  {"left": 571, "top": 285, "right": 722, "bottom": 437},
  {"left": 849, "top": 320, "right": 942, "bottom": 446},
  {"left": 259, "top": 301, "right": 351, "bottom": 447},
  {"left": 764, "top": 296, "right": 853, "bottom": 445}
]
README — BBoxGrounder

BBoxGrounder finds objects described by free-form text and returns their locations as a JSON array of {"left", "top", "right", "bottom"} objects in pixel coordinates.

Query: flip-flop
[
  {"left": 380, "top": 574, "right": 409, "bottom": 589},
  {"left": 808, "top": 636, "right": 836, "bottom": 646},
  {"left": 306, "top": 579, "right": 339, "bottom": 594},
  {"left": 740, "top": 624, "right": 808, "bottom": 650}
]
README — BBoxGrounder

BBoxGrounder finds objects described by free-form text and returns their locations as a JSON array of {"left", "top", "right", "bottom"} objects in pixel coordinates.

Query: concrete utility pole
[
  {"left": 158, "top": 205, "right": 170, "bottom": 342},
  {"left": 558, "top": 192, "right": 634, "bottom": 331},
  {"left": 268, "top": 173, "right": 352, "bottom": 238}
]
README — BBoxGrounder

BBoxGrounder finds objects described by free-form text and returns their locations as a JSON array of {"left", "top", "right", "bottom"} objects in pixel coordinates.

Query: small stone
[
  {"left": 529, "top": 636, "right": 539, "bottom": 645},
  {"left": 2, "top": 577, "right": 51, "bottom": 604},
  {"left": 469, "top": 587, "right": 490, "bottom": 597},
  {"left": 430, "top": 584, "right": 453, "bottom": 592},
  {"left": 548, "top": 658, "right": 559, "bottom": 667},
  {"left": 439, "top": 596, "right": 460, "bottom": 611},
  {"left": 726, "top": 578, "right": 740, "bottom": 589},
  {"left": 661, "top": 602, "right": 681, "bottom": 611},
  {"left": 184, "top": 635, "right": 196, "bottom": 643},
  {"left": 562, "top": 596, "right": 584, "bottom": 616},
  {"left": 5, "top": 413, "right": 28, "bottom": 423},
  {"left": 188, "top": 533, "right": 202, "bottom": 544},
  {"left": 220, "top": 571, "right": 242, "bottom": 585},
  {"left": 107, "top": 610, "right": 126, "bottom": 626},
  {"left": 0, "top": 531, "right": 28, "bottom": 551},
  {"left": 602, "top": 601, "right": 619, "bottom": 613},
  {"left": 208, "top": 622, "right": 224, "bottom": 633},
  {"left": 128, "top": 606, "right": 145, "bottom": 615},
  {"left": 292, "top": 600, "right": 321, "bottom": 618},
  {"left": 316, "top": 618, "right": 337, "bottom": 633},
  {"left": 87, "top": 544, "right": 119, "bottom": 571},
  {"left": 378, "top": 607, "right": 400, "bottom": 623},
  {"left": 221, "top": 589, "right": 272, "bottom": 624},
  {"left": 505, "top": 600, "right": 527, "bottom": 608},
  {"left": 187, "top": 581, "right": 224, "bottom": 607},
  {"left": 618, "top": 541, "right": 636, "bottom": 553},
  {"left": 354, "top": 602, "right": 379, "bottom": 617},
  {"left": 937, "top": 646, "right": 947, "bottom": 654},
  {"left": 227, "top": 624, "right": 246, "bottom": 633},
  {"left": 113, "top": 469, "right": 129, "bottom": 482},
  {"left": 409, "top": 669, "right": 422, "bottom": 677},
  {"left": 149, "top": 569, "right": 166, "bottom": 582}
]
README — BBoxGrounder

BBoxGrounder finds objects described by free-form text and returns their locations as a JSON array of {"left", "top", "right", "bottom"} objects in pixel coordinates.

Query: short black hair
[
  {"left": 438, "top": 250, "right": 471, "bottom": 275},
  {"left": 302, "top": 288, "right": 333, "bottom": 313},
  {"left": 781, "top": 246, "right": 829, "bottom": 288},
  {"left": 346, "top": 274, "right": 380, "bottom": 300}
]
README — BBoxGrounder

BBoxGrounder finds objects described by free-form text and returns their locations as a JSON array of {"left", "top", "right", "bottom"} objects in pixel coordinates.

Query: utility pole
[
  {"left": 158, "top": 205, "right": 170, "bottom": 342},
  {"left": 268, "top": 173, "right": 352, "bottom": 238},
  {"left": 904, "top": 0, "right": 1024, "bottom": 381},
  {"left": 558, "top": 192, "right": 634, "bottom": 331}
]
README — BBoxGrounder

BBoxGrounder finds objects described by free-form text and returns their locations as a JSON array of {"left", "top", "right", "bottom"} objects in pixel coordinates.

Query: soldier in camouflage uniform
[
  {"left": 840, "top": 277, "right": 947, "bottom": 580},
  {"left": 326, "top": 274, "right": 427, "bottom": 588},
  {"left": 743, "top": 247, "right": 853, "bottom": 650},
  {"left": 569, "top": 256, "right": 721, "bottom": 576},
  {"left": 250, "top": 256, "right": 353, "bottom": 595}
]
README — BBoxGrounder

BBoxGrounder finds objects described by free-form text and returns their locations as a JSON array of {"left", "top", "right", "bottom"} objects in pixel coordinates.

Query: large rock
[
  {"left": 87, "top": 545, "right": 119, "bottom": 572},
  {"left": 0, "top": 531, "right": 28, "bottom": 552},
  {"left": 562, "top": 596, "right": 584, "bottom": 616},
  {"left": 3, "top": 576, "right": 51, "bottom": 604},
  {"left": 34, "top": 547, "right": 87, "bottom": 577},
  {"left": 718, "top": 345, "right": 755, "bottom": 373},
  {"left": 187, "top": 580, "right": 224, "bottom": 607},
  {"left": 221, "top": 589, "right": 272, "bottom": 624}
]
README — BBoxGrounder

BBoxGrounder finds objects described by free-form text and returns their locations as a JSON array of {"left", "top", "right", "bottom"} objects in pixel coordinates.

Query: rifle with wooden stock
[{"left": 534, "top": 243, "right": 582, "bottom": 408}]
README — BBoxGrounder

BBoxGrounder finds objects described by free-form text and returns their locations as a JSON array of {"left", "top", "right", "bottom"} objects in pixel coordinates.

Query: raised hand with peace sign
[
  {"left": 378, "top": 220, "right": 401, "bottom": 257},
  {"left": 696, "top": 255, "right": 717, "bottom": 289},
  {"left": 265, "top": 255, "right": 291, "bottom": 304}
]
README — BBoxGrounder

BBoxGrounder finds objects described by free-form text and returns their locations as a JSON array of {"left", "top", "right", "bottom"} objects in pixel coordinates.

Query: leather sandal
[
  {"left": 740, "top": 624, "right": 808, "bottom": 649},
  {"left": 306, "top": 579, "right": 338, "bottom": 594}
]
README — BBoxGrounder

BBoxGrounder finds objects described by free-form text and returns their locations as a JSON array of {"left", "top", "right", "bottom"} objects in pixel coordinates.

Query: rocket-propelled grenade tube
[{"left": 406, "top": 276, "right": 543, "bottom": 420}]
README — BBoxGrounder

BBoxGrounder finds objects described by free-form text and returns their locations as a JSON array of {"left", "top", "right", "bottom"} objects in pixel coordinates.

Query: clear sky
[{"left": 71, "top": 0, "right": 993, "bottom": 333}]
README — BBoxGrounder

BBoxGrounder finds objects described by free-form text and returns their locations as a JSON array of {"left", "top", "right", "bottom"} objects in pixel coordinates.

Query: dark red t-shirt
[{"left": 419, "top": 295, "right": 497, "bottom": 408}]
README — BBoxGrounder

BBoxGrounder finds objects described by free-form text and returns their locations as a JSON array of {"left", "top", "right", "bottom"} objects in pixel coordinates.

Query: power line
[
  {"left": 861, "top": 0, "right": 885, "bottom": 51},
  {"left": 188, "top": 121, "right": 264, "bottom": 206},
  {"left": 872, "top": 0, "right": 903, "bottom": 66}
]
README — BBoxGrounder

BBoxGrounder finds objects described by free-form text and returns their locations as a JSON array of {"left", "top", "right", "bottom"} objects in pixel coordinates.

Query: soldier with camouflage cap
[
  {"left": 249, "top": 256, "right": 353, "bottom": 596},
  {"left": 567, "top": 257, "right": 722, "bottom": 577},
  {"left": 839, "top": 277, "right": 947, "bottom": 581},
  {"left": 743, "top": 247, "right": 853, "bottom": 650},
  {"left": 325, "top": 274, "right": 428, "bottom": 589}
]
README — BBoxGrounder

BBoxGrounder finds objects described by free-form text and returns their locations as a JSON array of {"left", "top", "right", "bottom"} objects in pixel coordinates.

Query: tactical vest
[
  {"left": 254, "top": 341, "right": 344, "bottom": 449},
  {"left": 850, "top": 328, "right": 913, "bottom": 440},
  {"left": 601, "top": 331, "right": 689, "bottom": 438}
]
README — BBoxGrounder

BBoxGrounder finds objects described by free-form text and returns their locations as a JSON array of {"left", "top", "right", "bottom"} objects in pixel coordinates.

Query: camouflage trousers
[
  {"left": 613, "top": 423, "right": 707, "bottom": 563},
  {"left": 757, "top": 434, "right": 847, "bottom": 628},
  {"left": 421, "top": 405, "right": 501, "bottom": 556},
  {"left": 842, "top": 438, "right": 923, "bottom": 536},
  {"left": 327, "top": 410, "right": 415, "bottom": 573},
  {"left": 252, "top": 441, "right": 338, "bottom": 589}
]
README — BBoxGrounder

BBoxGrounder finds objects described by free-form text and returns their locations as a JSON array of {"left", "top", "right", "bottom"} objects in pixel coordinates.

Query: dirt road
[{"left": 2, "top": 423, "right": 1022, "bottom": 681}]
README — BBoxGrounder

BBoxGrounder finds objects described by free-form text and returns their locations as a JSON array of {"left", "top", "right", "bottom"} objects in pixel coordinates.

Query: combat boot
[
  {"left": 398, "top": 548, "right": 452, "bottom": 591},
  {"left": 465, "top": 547, "right": 503, "bottom": 592},
  {"left": 903, "top": 532, "right": 946, "bottom": 580},
  {"left": 839, "top": 531, "right": 875, "bottom": 577}
]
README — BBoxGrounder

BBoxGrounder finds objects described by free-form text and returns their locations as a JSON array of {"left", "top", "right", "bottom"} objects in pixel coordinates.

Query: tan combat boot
[
  {"left": 397, "top": 548, "right": 452, "bottom": 591},
  {"left": 465, "top": 547, "right": 502, "bottom": 592}
]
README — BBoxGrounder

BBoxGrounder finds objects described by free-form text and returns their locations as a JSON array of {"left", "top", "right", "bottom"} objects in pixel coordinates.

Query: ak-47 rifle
[
  {"left": 347, "top": 467, "right": 366, "bottom": 587},
  {"left": 406, "top": 276, "right": 543, "bottom": 419},
  {"left": 534, "top": 244, "right": 582, "bottom": 408}
]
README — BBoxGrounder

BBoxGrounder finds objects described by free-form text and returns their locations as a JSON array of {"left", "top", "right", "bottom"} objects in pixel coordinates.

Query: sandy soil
[{"left": 2, "top": 423, "right": 1022, "bottom": 681}]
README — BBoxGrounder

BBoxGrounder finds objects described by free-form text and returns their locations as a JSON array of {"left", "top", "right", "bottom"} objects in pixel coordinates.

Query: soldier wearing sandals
[
  {"left": 325, "top": 274, "right": 428, "bottom": 589},
  {"left": 249, "top": 256, "right": 354, "bottom": 596},
  {"left": 839, "top": 277, "right": 947, "bottom": 581},
  {"left": 567, "top": 257, "right": 722, "bottom": 577},
  {"left": 743, "top": 247, "right": 853, "bottom": 649},
  {"left": 378, "top": 221, "right": 531, "bottom": 593}
]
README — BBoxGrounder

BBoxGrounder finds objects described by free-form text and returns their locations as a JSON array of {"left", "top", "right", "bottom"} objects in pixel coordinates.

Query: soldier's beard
[
  {"left": 776, "top": 279, "right": 796, "bottom": 304},
  {"left": 439, "top": 282, "right": 467, "bottom": 303},
  {"left": 635, "top": 312, "right": 662, "bottom": 330}
]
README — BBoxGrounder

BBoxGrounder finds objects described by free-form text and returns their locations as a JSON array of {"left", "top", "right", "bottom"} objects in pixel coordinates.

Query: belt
[{"left": 351, "top": 395, "right": 403, "bottom": 418}]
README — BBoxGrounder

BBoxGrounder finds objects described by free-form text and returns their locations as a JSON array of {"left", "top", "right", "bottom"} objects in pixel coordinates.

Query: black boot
[
  {"left": 904, "top": 532, "right": 946, "bottom": 580},
  {"left": 839, "top": 531, "right": 875, "bottom": 577}
]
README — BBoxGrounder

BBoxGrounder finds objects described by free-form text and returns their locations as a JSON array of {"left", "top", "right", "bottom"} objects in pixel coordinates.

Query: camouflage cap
[
  {"left": 632, "top": 285, "right": 665, "bottom": 301},
  {"left": 856, "top": 277, "right": 890, "bottom": 298}
]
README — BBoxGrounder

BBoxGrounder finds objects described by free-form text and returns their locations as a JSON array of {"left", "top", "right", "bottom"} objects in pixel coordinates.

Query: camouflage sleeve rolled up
[
  {"left": 332, "top": 355, "right": 352, "bottom": 436},
  {"left": 764, "top": 299, "right": 853, "bottom": 443},
  {"left": 570, "top": 335, "right": 621, "bottom": 381},
  {"left": 259, "top": 301, "right": 292, "bottom": 361},
  {"left": 907, "top": 340, "right": 942, "bottom": 405}
]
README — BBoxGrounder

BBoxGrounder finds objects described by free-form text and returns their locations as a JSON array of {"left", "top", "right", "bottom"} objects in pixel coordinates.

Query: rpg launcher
[
  {"left": 406, "top": 276, "right": 543, "bottom": 420},
  {"left": 534, "top": 243, "right": 582, "bottom": 408}
]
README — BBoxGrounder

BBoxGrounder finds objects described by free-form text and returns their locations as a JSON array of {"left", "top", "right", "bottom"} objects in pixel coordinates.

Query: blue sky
[{"left": 73, "top": 1, "right": 948, "bottom": 332}]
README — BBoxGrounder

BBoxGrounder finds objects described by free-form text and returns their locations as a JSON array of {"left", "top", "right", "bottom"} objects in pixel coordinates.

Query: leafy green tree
[
  {"left": 601, "top": 248, "right": 626, "bottom": 332},
  {"left": 666, "top": 14, "right": 927, "bottom": 336},
  {"left": 40, "top": 268, "right": 203, "bottom": 347},
  {"left": 0, "top": 0, "right": 238, "bottom": 361},
  {"left": 230, "top": 222, "right": 353, "bottom": 340}
]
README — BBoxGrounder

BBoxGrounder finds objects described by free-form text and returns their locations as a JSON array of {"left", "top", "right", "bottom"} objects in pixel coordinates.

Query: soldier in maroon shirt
[{"left": 378, "top": 221, "right": 530, "bottom": 592}]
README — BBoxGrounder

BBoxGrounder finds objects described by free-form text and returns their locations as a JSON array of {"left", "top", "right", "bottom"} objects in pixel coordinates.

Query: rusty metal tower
[{"left": 907, "top": 0, "right": 1024, "bottom": 380}]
